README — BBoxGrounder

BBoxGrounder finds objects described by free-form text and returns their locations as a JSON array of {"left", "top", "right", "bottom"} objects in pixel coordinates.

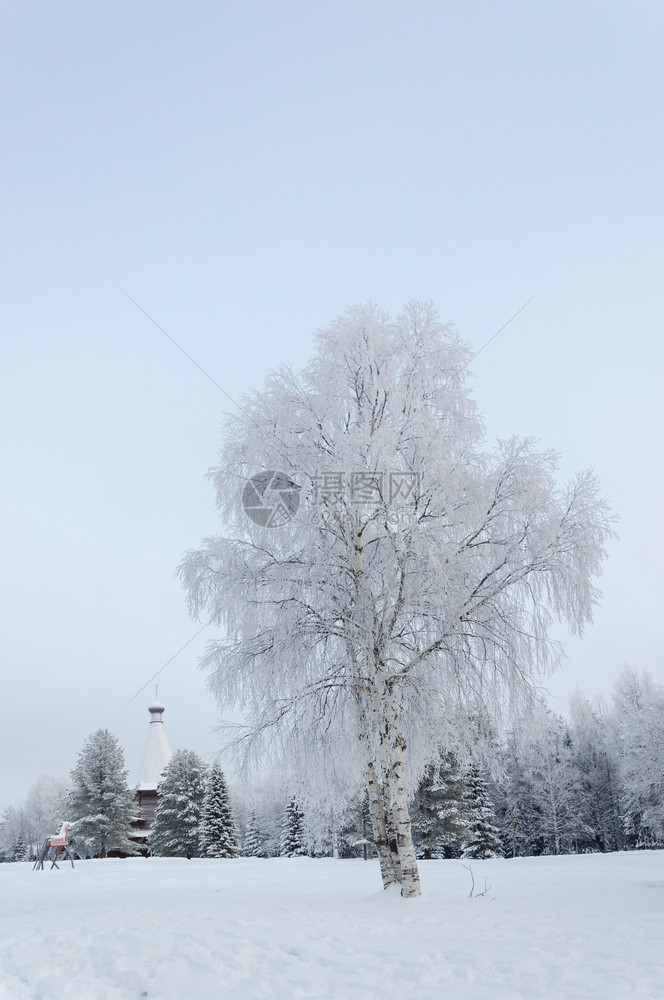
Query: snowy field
[{"left": 1, "top": 853, "right": 663, "bottom": 1000}]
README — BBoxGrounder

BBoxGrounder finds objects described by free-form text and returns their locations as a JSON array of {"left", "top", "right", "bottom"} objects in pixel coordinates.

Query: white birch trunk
[
  {"left": 382, "top": 697, "right": 421, "bottom": 898},
  {"left": 362, "top": 669, "right": 421, "bottom": 896},
  {"left": 357, "top": 684, "right": 400, "bottom": 888},
  {"left": 365, "top": 760, "right": 400, "bottom": 888},
  {"left": 352, "top": 533, "right": 419, "bottom": 895}
]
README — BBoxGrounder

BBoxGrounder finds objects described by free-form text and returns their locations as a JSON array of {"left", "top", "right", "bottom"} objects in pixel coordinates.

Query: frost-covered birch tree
[
  {"left": 614, "top": 668, "right": 664, "bottom": 847},
  {"left": 495, "top": 728, "right": 543, "bottom": 857},
  {"left": 180, "top": 301, "right": 614, "bottom": 897},
  {"left": 24, "top": 775, "right": 69, "bottom": 854},
  {"left": 567, "top": 692, "right": 624, "bottom": 852},
  {"left": 0, "top": 804, "right": 27, "bottom": 862}
]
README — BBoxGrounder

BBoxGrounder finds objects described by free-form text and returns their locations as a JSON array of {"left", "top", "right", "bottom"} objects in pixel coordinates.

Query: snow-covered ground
[{"left": 1, "top": 852, "right": 662, "bottom": 1000}]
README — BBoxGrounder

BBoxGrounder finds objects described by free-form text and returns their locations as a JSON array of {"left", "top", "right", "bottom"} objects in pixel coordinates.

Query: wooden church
[{"left": 131, "top": 696, "right": 172, "bottom": 853}]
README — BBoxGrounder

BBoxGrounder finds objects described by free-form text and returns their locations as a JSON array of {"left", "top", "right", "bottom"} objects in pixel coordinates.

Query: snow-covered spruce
[
  {"left": 150, "top": 750, "right": 207, "bottom": 858},
  {"left": 199, "top": 763, "right": 240, "bottom": 858},
  {"left": 461, "top": 765, "right": 504, "bottom": 860},
  {"left": 411, "top": 751, "right": 470, "bottom": 860},
  {"left": 180, "top": 301, "right": 614, "bottom": 897},
  {"left": 345, "top": 792, "right": 377, "bottom": 860},
  {"left": 243, "top": 811, "right": 264, "bottom": 858},
  {"left": 280, "top": 799, "right": 307, "bottom": 857},
  {"left": 13, "top": 831, "right": 29, "bottom": 862},
  {"left": 68, "top": 729, "right": 138, "bottom": 858}
]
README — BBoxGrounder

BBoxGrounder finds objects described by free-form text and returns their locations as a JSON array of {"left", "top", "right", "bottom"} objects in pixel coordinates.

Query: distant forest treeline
[{"left": 2, "top": 667, "right": 662, "bottom": 862}]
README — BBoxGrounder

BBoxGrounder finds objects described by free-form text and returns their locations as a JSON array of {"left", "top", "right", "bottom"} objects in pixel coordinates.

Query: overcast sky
[{"left": 1, "top": 1, "right": 662, "bottom": 813}]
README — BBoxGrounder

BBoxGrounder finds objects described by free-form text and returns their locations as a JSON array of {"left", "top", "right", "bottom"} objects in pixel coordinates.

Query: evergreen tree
[
  {"left": 199, "top": 764, "right": 239, "bottom": 858},
  {"left": 280, "top": 798, "right": 307, "bottom": 857},
  {"left": 354, "top": 791, "right": 377, "bottom": 860},
  {"left": 461, "top": 765, "right": 504, "bottom": 860},
  {"left": 69, "top": 729, "right": 138, "bottom": 858},
  {"left": 411, "top": 752, "right": 470, "bottom": 859},
  {"left": 150, "top": 750, "right": 207, "bottom": 858},
  {"left": 243, "top": 811, "right": 264, "bottom": 858},
  {"left": 336, "top": 793, "right": 376, "bottom": 859},
  {"left": 13, "top": 831, "right": 29, "bottom": 862}
]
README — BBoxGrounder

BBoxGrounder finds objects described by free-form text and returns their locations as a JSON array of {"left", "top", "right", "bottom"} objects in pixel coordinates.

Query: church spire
[{"left": 137, "top": 691, "right": 172, "bottom": 790}]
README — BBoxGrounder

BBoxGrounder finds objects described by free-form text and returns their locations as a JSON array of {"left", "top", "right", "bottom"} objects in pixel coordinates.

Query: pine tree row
[{"left": 151, "top": 753, "right": 240, "bottom": 858}]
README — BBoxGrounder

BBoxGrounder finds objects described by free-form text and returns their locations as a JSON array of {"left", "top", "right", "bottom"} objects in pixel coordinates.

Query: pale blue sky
[{"left": 1, "top": 1, "right": 663, "bottom": 810}]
